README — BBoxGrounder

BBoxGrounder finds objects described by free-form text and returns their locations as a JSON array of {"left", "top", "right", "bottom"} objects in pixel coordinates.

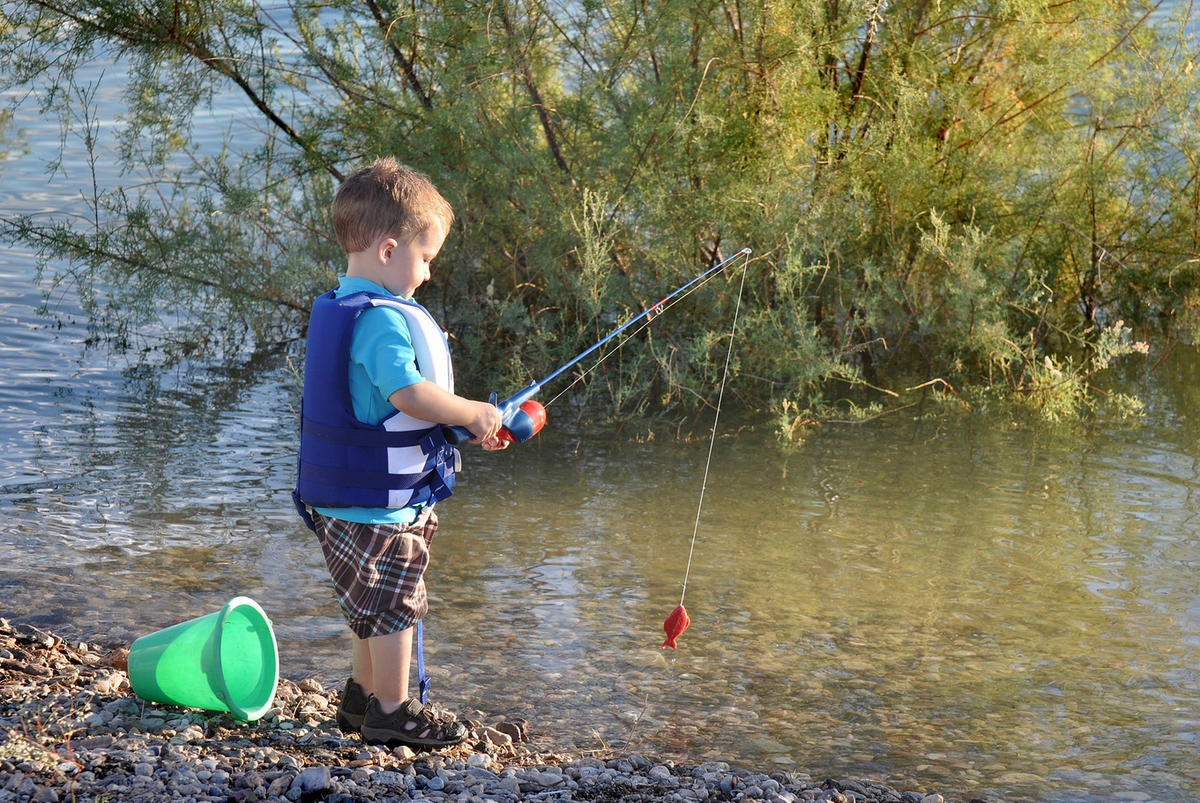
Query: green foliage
[{"left": 1, "top": 0, "right": 1197, "bottom": 420}]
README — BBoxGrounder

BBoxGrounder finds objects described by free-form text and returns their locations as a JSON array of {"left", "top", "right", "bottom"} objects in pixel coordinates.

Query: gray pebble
[
  {"left": 267, "top": 773, "right": 293, "bottom": 796},
  {"left": 290, "top": 766, "right": 332, "bottom": 794},
  {"left": 537, "top": 770, "right": 565, "bottom": 788},
  {"left": 371, "top": 770, "right": 410, "bottom": 789}
]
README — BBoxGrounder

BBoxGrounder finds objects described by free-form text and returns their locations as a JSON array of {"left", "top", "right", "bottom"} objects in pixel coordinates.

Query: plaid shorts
[{"left": 311, "top": 506, "right": 439, "bottom": 639}]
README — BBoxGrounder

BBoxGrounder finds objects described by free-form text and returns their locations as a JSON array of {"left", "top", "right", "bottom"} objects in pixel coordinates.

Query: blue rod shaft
[{"left": 536, "top": 247, "right": 751, "bottom": 389}]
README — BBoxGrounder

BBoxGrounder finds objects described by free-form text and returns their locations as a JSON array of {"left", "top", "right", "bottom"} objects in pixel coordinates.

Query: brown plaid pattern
[{"left": 311, "top": 506, "right": 439, "bottom": 639}]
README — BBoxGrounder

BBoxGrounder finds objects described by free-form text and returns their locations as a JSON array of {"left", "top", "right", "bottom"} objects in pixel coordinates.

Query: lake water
[{"left": 3, "top": 36, "right": 1200, "bottom": 803}]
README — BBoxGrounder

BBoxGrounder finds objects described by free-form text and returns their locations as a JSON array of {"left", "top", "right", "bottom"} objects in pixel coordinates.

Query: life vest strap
[
  {"left": 302, "top": 416, "right": 428, "bottom": 449},
  {"left": 300, "top": 461, "right": 437, "bottom": 492}
]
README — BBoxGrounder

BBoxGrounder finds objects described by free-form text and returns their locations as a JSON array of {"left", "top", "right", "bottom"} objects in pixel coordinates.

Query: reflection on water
[{"left": 4, "top": 47, "right": 1200, "bottom": 803}]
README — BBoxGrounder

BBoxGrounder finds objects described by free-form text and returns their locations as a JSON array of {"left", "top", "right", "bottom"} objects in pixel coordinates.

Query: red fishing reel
[{"left": 496, "top": 399, "right": 547, "bottom": 444}]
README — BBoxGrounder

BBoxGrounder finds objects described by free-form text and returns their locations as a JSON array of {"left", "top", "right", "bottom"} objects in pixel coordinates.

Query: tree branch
[
  {"left": 501, "top": 5, "right": 575, "bottom": 185},
  {"left": 363, "top": 0, "right": 434, "bottom": 110}
]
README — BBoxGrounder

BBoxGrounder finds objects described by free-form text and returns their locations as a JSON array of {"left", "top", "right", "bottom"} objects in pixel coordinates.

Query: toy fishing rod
[{"left": 443, "top": 247, "right": 752, "bottom": 446}]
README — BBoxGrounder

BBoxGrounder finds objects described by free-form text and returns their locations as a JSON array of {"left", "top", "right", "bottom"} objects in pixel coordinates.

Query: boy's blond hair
[{"left": 332, "top": 157, "right": 454, "bottom": 254}]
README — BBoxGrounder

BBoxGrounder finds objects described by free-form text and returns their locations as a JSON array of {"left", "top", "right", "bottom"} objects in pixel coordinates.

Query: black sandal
[
  {"left": 360, "top": 696, "right": 468, "bottom": 749},
  {"left": 335, "top": 678, "right": 369, "bottom": 733}
]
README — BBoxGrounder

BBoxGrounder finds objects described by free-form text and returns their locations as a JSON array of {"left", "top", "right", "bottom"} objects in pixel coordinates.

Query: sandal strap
[{"left": 399, "top": 698, "right": 466, "bottom": 742}]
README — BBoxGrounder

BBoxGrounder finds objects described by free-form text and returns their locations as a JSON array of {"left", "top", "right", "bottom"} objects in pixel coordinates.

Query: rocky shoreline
[{"left": 1, "top": 619, "right": 980, "bottom": 803}]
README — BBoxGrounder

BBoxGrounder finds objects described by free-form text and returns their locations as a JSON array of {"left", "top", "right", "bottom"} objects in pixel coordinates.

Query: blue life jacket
[{"left": 293, "top": 290, "right": 458, "bottom": 530}]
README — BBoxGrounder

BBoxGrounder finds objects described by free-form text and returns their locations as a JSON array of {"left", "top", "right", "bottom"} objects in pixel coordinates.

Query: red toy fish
[{"left": 661, "top": 604, "right": 691, "bottom": 649}]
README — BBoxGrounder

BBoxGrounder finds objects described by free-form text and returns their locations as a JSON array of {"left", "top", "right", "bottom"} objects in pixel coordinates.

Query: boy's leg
[
  {"left": 351, "top": 634, "right": 373, "bottom": 694},
  {"left": 337, "top": 640, "right": 372, "bottom": 732},
  {"left": 365, "top": 627, "right": 414, "bottom": 713}
]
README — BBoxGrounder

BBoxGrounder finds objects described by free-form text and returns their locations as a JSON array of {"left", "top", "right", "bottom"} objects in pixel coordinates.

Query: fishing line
[
  {"left": 677, "top": 250, "right": 751, "bottom": 608},
  {"left": 427, "top": 250, "right": 753, "bottom": 689}
]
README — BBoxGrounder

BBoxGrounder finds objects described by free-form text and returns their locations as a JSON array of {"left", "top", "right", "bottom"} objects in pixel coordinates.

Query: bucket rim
[{"left": 211, "top": 595, "right": 279, "bottom": 721}]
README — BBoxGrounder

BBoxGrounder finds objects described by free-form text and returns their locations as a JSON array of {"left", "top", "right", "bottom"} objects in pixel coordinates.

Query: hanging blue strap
[{"left": 416, "top": 619, "right": 429, "bottom": 704}]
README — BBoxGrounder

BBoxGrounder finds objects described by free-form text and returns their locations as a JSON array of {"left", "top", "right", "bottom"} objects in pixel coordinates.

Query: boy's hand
[
  {"left": 480, "top": 435, "right": 510, "bottom": 451},
  {"left": 465, "top": 399, "right": 503, "bottom": 445}
]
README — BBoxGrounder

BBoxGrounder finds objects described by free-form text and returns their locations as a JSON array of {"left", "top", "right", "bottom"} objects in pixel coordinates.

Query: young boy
[{"left": 293, "top": 157, "right": 503, "bottom": 749}]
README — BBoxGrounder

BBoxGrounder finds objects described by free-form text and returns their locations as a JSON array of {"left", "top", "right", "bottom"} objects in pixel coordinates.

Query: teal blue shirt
[{"left": 312, "top": 276, "right": 429, "bottom": 525}]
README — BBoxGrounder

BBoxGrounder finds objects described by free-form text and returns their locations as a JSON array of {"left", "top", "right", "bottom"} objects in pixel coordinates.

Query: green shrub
[{"left": 1, "top": 0, "right": 1195, "bottom": 422}]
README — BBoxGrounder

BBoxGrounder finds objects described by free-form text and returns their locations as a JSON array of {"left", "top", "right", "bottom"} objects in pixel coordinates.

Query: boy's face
[{"left": 378, "top": 221, "right": 447, "bottom": 299}]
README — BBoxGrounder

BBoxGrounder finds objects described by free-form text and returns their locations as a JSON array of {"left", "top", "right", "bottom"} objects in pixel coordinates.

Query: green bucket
[{"left": 128, "top": 596, "right": 279, "bottom": 722}]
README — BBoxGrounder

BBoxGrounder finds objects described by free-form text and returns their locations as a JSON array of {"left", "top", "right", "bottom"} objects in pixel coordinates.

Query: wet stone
[{"left": 497, "top": 718, "right": 528, "bottom": 743}]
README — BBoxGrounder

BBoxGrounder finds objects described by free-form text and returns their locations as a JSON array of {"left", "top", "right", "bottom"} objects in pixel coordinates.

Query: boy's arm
[{"left": 389, "top": 381, "right": 503, "bottom": 444}]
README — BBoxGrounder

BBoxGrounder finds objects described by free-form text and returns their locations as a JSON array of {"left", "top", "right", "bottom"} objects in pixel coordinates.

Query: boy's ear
[{"left": 378, "top": 236, "right": 399, "bottom": 263}]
